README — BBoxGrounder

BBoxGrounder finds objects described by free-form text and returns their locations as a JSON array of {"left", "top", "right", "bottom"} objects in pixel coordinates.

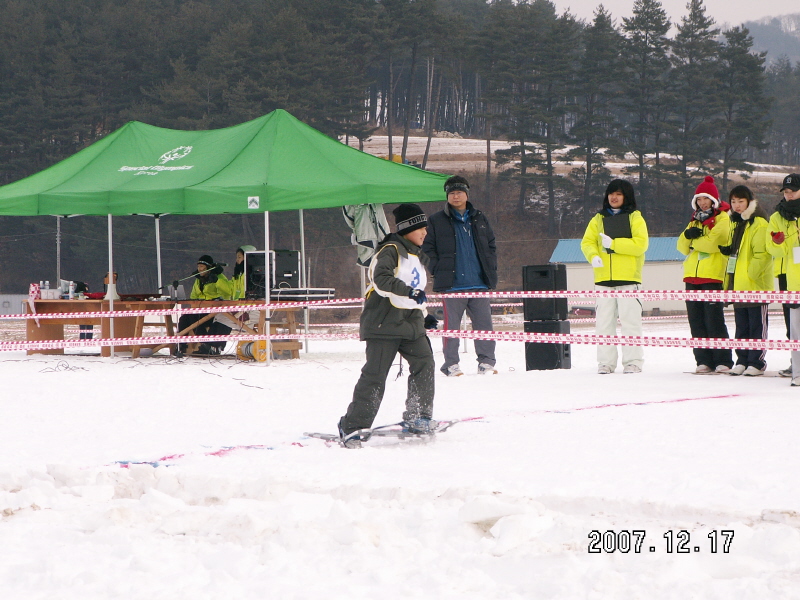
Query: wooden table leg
[
  {"left": 285, "top": 309, "right": 300, "bottom": 359},
  {"left": 131, "top": 315, "right": 145, "bottom": 359}
]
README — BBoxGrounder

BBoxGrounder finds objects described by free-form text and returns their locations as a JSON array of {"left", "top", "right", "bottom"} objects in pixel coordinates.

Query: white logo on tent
[
  {"left": 248, "top": 196, "right": 260, "bottom": 209},
  {"left": 159, "top": 146, "right": 193, "bottom": 164},
  {"left": 118, "top": 145, "right": 195, "bottom": 175}
]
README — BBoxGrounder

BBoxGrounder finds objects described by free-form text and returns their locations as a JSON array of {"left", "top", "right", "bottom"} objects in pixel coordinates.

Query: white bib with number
[{"left": 369, "top": 245, "right": 427, "bottom": 310}]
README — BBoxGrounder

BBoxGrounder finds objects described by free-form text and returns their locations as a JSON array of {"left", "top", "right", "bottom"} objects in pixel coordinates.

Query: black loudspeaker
[
  {"left": 522, "top": 264, "right": 568, "bottom": 321},
  {"left": 524, "top": 320, "right": 571, "bottom": 370},
  {"left": 273, "top": 250, "right": 301, "bottom": 288}
]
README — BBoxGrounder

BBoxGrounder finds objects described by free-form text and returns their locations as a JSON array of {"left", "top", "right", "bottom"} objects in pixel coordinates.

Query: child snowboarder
[
  {"left": 719, "top": 185, "right": 771, "bottom": 375},
  {"left": 580, "top": 179, "right": 649, "bottom": 374},
  {"left": 338, "top": 204, "right": 438, "bottom": 448}
]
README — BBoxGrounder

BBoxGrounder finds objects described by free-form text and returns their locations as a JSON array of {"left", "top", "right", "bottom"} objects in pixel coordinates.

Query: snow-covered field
[
  {"left": 3, "top": 316, "right": 800, "bottom": 599},
  {"left": 346, "top": 135, "right": 795, "bottom": 185}
]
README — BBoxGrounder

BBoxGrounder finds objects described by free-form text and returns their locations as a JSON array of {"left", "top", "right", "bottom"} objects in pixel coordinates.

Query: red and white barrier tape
[
  {"left": 10, "top": 289, "right": 800, "bottom": 322},
  {"left": 427, "top": 329, "right": 800, "bottom": 351},
  {"left": 6, "top": 328, "right": 800, "bottom": 353},
  {"left": 0, "top": 332, "right": 359, "bottom": 353},
  {"left": 433, "top": 289, "right": 800, "bottom": 303},
  {"left": 11, "top": 298, "right": 366, "bottom": 321}
]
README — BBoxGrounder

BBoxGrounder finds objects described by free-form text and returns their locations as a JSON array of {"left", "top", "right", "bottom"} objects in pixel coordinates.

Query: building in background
[{"left": 549, "top": 237, "right": 686, "bottom": 314}]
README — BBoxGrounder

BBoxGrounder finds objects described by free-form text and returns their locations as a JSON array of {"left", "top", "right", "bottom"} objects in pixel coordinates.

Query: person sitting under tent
[
  {"left": 230, "top": 245, "right": 257, "bottom": 300},
  {"left": 176, "top": 255, "right": 232, "bottom": 355}
]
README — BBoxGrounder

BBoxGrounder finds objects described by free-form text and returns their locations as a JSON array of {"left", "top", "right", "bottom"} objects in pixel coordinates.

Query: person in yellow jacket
[
  {"left": 676, "top": 176, "right": 733, "bottom": 374},
  {"left": 177, "top": 255, "right": 232, "bottom": 355},
  {"left": 581, "top": 179, "right": 649, "bottom": 374},
  {"left": 766, "top": 173, "right": 800, "bottom": 385},
  {"left": 230, "top": 245, "right": 257, "bottom": 300},
  {"left": 719, "top": 186, "right": 771, "bottom": 375}
]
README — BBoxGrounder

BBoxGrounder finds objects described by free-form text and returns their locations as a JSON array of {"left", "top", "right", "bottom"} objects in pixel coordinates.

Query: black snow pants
[{"left": 340, "top": 336, "right": 435, "bottom": 434}]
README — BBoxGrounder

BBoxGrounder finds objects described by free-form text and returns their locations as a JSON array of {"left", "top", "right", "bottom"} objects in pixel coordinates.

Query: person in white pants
[
  {"left": 595, "top": 285, "right": 644, "bottom": 372},
  {"left": 580, "top": 179, "right": 649, "bottom": 374}
]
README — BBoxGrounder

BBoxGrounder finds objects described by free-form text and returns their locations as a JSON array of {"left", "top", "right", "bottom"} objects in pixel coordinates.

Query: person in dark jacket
[
  {"left": 338, "top": 204, "right": 438, "bottom": 448},
  {"left": 422, "top": 175, "right": 498, "bottom": 376}
]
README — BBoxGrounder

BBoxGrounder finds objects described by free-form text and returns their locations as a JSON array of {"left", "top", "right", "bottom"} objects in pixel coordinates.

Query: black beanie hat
[
  {"left": 198, "top": 255, "right": 215, "bottom": 267},
  {"left": 393, "top": 204, "right": 427, "bottom": 236},
  {"left": 444, "top": 175, "right": 470, "bottom": 196}
]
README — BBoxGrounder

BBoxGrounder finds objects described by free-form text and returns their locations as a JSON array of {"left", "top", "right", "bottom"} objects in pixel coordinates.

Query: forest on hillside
[{"left": 1, "top": 0, "right": 799, "bottom": 297}]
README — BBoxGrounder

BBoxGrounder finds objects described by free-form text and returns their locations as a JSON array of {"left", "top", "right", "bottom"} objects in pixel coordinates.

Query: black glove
[
  {"left": 424, "top": 314, "right": 438, "bottom": 330},
  {"left": 210, "top": 264, "right": 224, "bottom": 276},
  {"left": 718, "top": 245, "right": 732, "bottom": 256},
  {"left": 408, "top": 289, "right": 427, "bottom": 304},
  {"left": 684, "top": 227, "right": 702, "bottom": 240},
  {"left": 206, "top": 274, "right": 219, "bottom": 284}
]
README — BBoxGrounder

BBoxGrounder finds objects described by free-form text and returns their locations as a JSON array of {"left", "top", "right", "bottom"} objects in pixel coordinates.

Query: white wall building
[{"left": 0, "top": 295, "right": 28, "bottom": 315}]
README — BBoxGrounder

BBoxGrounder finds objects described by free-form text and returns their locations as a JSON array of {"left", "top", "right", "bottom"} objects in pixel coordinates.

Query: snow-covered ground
[{"left": 3, "top": 316, "right": 800, "bottom": 599}]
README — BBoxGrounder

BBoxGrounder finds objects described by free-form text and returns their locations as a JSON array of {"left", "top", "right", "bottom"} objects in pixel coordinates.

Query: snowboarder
[{"left": 338, "top": 204, "right": 438, "bottom": 448}]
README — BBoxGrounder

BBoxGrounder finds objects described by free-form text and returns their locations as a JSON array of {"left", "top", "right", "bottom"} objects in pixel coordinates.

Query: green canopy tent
[{"left": 0, "top": 109, "right": 449, "bottom": 296}]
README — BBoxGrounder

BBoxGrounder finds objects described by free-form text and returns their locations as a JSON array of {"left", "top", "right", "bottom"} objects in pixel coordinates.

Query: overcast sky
[{"left": 552, "top": 0, "right": 798, "bottom": 29}]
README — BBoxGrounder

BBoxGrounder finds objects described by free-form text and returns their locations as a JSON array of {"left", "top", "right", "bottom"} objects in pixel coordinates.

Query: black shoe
[
  {"left": 338, "top": 418, "right": 363, "bottom": 449},
  {"left": 402, "top": 418, "right": 439, "bottom": 435}
]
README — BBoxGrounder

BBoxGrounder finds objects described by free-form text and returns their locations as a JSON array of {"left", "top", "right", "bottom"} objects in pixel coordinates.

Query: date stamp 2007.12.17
[{"left": 588, "top": 530, "right": 734, "bottom": 554}]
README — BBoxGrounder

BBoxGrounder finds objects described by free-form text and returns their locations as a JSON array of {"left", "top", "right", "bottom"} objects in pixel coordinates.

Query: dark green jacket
[{"left": 360, "top": 233, "right": 430, "bottom": 341}]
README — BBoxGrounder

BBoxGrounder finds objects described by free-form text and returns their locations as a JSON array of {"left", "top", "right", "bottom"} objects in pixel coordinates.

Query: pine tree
[
  {"left": 566, "top": 6, "right": 624, "bottom": 218},
  {"left": 764, "top": 58, "right": 800, "bottom": 166},
  {"left": 478, "top": 0, "right": 554, "bottom": 218},
  {"left": 619, "top": 0, "right": 671, "bottom": 218},
  {"left": 666, "top": 0, "right": 722, "bottom": 200},
  {"left": 529, "top": 8, "right": 582, "bottom": 235},
  {"left": 716, "top": 26, "right": 770, "bottom": 195}
]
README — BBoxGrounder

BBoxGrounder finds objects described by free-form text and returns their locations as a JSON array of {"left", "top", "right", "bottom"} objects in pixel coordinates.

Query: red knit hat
[{"left": 691, "top": 175, "right": 720, "bottom": 209}]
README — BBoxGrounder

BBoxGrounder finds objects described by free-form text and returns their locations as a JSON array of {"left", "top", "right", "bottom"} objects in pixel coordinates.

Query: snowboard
[{"left": 304, "top": 419, "right": 462, "bottom": 446}]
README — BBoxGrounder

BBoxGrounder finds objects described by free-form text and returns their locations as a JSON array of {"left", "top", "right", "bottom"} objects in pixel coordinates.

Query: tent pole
[
  {"left": 360, "top": 266, "right": 367, "bottom": 296},
  {"left": 105, "top": 214, "right": 120, "bottom": 357},
  {"left": 155, "top": 215, "right": 163, "bottom": 294},
  {"left": 299, "top": 209, "right": 309, "bottom": 353},
  {"left": 56, "top": 216, "right": 61, "bottom": 284},
  {"left": 264, "top": 210, "right": 271, "bottom": 366}
]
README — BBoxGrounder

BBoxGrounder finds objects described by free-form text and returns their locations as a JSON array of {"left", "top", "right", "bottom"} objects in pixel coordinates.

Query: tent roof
[{"left": 0, "top": 110, "right": 450, "bottom": 216}]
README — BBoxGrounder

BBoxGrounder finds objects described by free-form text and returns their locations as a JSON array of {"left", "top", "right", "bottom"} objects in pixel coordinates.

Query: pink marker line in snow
[
  {"left": 115, "top": 444, "right": 276, "bottom": 468},
  {"left": 517, "top": 394, "right": 741, "bottom": 417}
]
